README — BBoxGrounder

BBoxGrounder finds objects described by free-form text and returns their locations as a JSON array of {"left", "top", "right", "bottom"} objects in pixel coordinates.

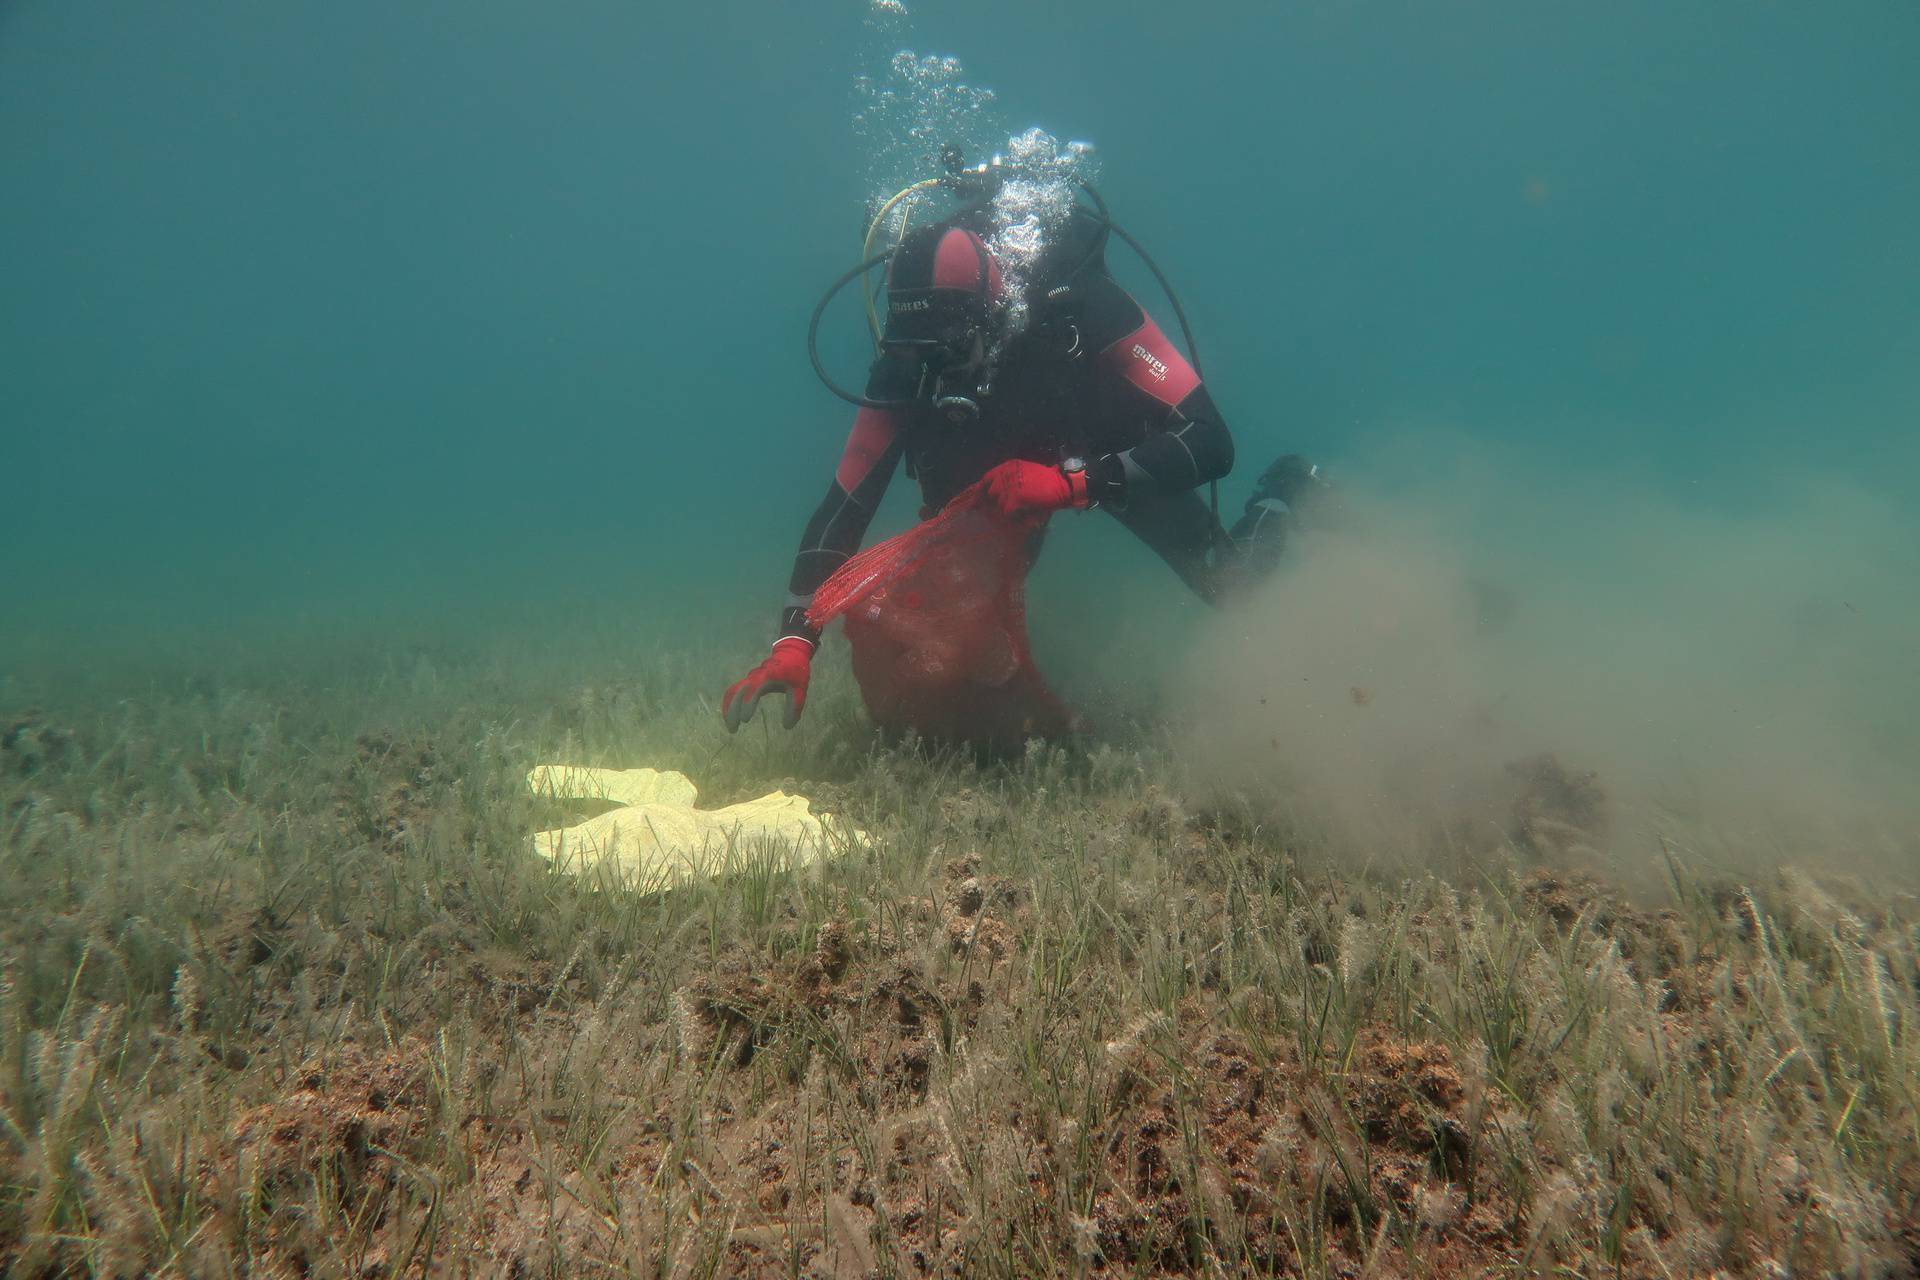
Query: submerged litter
[{"left": 527, "top": 764, "right": 865, "bottom": 890}]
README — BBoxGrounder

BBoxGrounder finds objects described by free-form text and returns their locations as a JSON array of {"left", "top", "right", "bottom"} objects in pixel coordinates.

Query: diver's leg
[
  {"left": 1110, "top": 455, "right": 1336, "bottom": 605},
  {"left": 1223, "top": 454, "right": 1337, "bottom": 580}
]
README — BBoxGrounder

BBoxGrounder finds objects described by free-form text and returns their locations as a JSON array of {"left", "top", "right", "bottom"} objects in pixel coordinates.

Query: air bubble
[{"left": 852, "top": 24, "right": 1099, "bottom": 347}]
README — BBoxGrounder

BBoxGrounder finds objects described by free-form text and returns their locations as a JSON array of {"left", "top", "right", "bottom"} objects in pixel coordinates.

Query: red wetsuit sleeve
[
  {"left": 778, "top": 406, "right": 903, "bottom": 642},
  {"left": 1082, "top": 277, "right": 1234, "bottom": 498}
]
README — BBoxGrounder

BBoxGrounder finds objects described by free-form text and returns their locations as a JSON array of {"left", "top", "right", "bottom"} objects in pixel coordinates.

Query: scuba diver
[{"left": 722, "top": 153, "right": 1330, "bottom": 731}]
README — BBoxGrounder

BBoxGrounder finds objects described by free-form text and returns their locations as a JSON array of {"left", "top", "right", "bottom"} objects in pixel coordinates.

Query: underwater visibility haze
[
  {"left": 5, "top": 0, "right": 1916, "bottom": 642},
  {"left": 6, "top": 2, "right": 1920, "bottom": 1274},
  {"left": 7, "top": 0, "right": 1917, "bottom": 853}
]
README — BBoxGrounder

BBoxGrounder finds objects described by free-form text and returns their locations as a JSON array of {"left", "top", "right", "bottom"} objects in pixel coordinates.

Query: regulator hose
[{"left": 808, "top": 249, "right": 905, "bottom": 410}]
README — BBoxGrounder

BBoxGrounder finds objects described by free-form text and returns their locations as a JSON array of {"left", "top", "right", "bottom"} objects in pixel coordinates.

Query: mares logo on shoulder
[
  {"left": 1103, "top": 318, "right": 1197, "bottom": 406},
  {"left": 1130, "top": 343, "right": 1169, "bottom": 382},
  {"left": 891, "top": 298, "right": 932, "bottom": 314}
]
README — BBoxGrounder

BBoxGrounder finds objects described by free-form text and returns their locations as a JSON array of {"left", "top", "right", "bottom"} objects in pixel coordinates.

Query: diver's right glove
[
  {"left": 721, "top": 637, "right": 813, "bottom": 731},
  {"left": 978, "top": 459, "right": 1090, "bottom": 518}
]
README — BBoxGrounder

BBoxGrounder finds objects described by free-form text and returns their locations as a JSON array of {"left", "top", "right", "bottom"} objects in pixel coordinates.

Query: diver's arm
[
  {"left": 1083, "top": 383, "right": 1234, "bottom": 504},
  {"left": 1077, "top": 278, "right": 1234, "bottom": 505},
  {"left": 725, "top": 406, "right": 901, "bottom": 732},
  {"left": 777, "top": 406, "right": 903, "bottom": 644}
]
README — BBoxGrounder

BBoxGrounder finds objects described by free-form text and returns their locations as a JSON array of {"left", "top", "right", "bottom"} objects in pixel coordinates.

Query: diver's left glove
[
  {"left": 978, "top": 459, "right": 1091, "bottom": 517},
  {"left": 721, "top": 637, "right": 813, "bottom": 731}
]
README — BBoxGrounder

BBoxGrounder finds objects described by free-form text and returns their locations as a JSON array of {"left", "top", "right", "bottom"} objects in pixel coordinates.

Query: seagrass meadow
[
  {"left": 7, "top": 1, "right": 1920, "bottom": 1275},
  {"left": 2, "top": 639, "right": 1915, "bottom": 1277}
]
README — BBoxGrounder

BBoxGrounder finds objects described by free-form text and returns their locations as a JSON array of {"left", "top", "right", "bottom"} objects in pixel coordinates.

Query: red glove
[
  {"left": 978, "top": 459, "right": 1089, "bottom": 518},
  {"left": 721, "top": 638, "right": 813, "bottom": 731}
]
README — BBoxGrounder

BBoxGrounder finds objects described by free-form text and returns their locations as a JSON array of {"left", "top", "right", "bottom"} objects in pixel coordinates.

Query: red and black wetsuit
[{"left": 778, "top": 209, "right": 1243, "bottom": 646}]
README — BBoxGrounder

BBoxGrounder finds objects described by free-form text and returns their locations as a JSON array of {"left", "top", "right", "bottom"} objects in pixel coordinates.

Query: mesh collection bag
[{"left": 807, "top": 483, "right": 1074, "bottom": 749}]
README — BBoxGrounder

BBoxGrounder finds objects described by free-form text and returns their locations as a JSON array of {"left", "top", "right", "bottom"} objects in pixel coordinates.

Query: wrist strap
[{"left": 1062, "top": 465, "right": 1091, "bottom": 508}]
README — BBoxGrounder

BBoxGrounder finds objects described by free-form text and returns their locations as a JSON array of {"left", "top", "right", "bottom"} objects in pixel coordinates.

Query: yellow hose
[{"left": 861, "top": 178, "right": 944, "bottom": 345}]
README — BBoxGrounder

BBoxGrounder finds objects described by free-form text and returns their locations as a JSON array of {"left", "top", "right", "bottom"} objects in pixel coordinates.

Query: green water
[{"left": 4, "top": 1, "right": 1916, "bottom": 805}]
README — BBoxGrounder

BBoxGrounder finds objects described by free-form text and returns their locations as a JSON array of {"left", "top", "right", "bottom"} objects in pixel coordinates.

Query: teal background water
[{"left": 4, "top": 1, "right": 1916, "bottom": 699}]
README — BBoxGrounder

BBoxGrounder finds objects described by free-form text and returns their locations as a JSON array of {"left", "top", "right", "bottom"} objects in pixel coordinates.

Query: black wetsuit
[{"left": 779, "top": 210, "right": 1265, "bottom": 645}]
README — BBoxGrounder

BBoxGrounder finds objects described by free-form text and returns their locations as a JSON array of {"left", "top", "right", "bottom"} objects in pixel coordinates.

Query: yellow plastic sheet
[{"left": 527, "top": 764, "right": 864, "bottom": 890}]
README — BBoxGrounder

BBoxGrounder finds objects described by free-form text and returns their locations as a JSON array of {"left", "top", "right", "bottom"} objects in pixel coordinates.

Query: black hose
[
  {"left": 808, "top": 249, "right": 905, "bottom": 410},
  {"left": 1090, "top": 193, "right": 1225, "bottom": 548},
  {"left": 1101, "top": 218, "right": 1202, "bottom": 381}
]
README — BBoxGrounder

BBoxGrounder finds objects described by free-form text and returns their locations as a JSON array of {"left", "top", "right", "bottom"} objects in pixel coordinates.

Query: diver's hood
[{"left": 879, "top": 226, "right": 1004, "bottom": 347}]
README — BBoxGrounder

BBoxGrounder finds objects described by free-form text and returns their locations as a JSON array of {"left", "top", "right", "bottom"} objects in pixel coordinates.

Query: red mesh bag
[{"left": 807, "top": 483, "right": 1074, "bottom": 749}]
